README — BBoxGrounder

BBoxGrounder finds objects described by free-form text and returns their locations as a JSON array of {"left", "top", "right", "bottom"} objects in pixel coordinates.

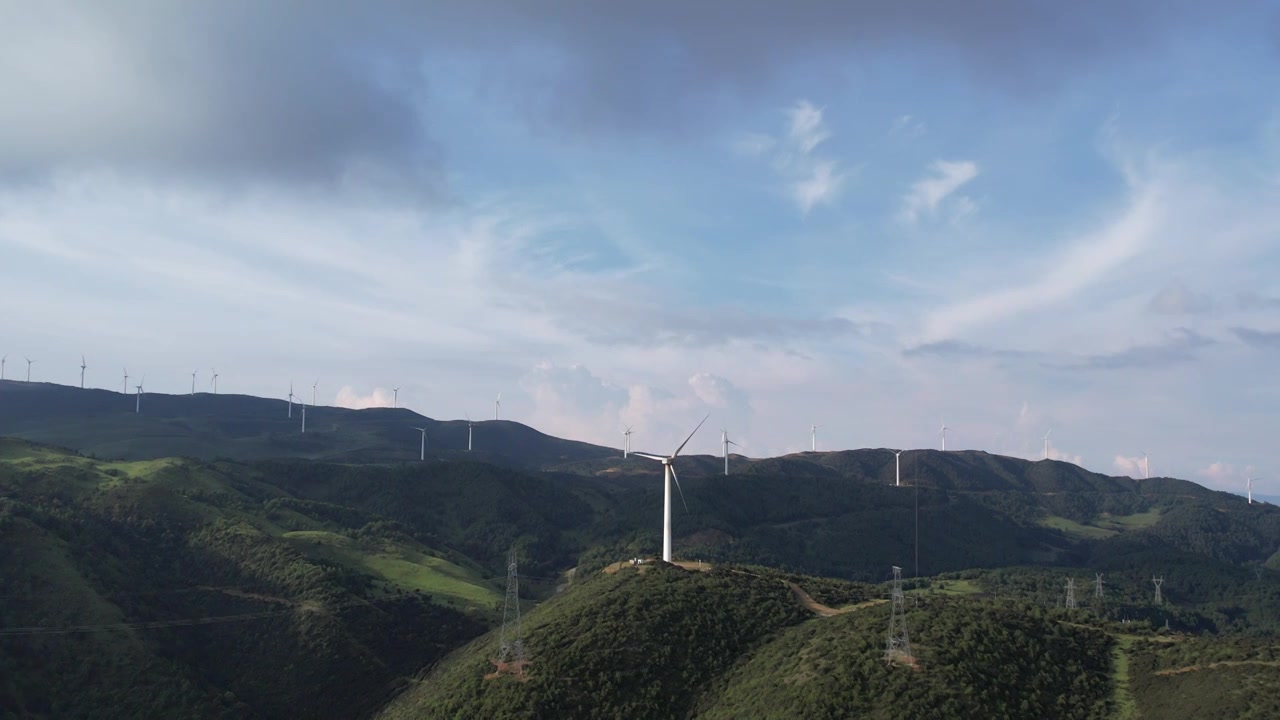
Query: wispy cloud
[
  {"left": 900, "top": 160, "right": 979, "bottom": 224},
  {"left": 889, "top": 114, "right": 927, "bottom": 138},
  {"left": 1148, "top": 280, "right": 1211, "bottom": 314},
  {"left": 1233, "top": 326, "right": 1280, "bottom": 348},
  {"left": 740, "top": 100, "right": 845, "bottom": 215},
  {"left": 1059, "top": 328, "right": 1213, "bottom": 371}
]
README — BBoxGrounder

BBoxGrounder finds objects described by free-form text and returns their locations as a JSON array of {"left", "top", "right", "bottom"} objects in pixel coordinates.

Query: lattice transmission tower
[
  {"left": 1065, "top": 578, "right": 1077, "bottom": 609},
  {"left": 1153, "top": 576, "right": 1164, "bottom": 606},
  {"left": 885, "top": 566, "right": 913, "bottom": 665},
  {"left": 488, "top": 547, "right": 529, "bottom": 679},
  {"left": 1095, "top": 573, "right": 1104, "bottom": 599}
]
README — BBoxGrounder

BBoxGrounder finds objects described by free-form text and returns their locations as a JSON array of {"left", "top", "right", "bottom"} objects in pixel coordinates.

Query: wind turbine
[
  {"left": 24, "top": 356, "right": 33, "bottom": 382},
  {"left": 190, "top": 370, "right": 198, "bottom": 395},
  {"left": 80, "top": 355, "right": 87, "bottom": 389},
  {"left": 393, "top": 387, "right": 400, "bottom": 409},
  {"left": 495, "top": 392, "right": 502, "bottom": 421},
  {"left": 211, "top": 368, "right": 219, "bottom": 394},
  {"left": 0, "top": 355, "right": 5, "bottom": 380},
  {"left": 1043, "top": 429, "right": 1052, "bottom": 460},
  {"left": 894, "top": 450, "right": 903, "bottom": 487},
  {"left": 810, "top": 424, "right": 820, "bottom": 452},
  {"left": 312, "top": 379, "right": 319, "bottom": 407},
  {"left": 622, "top": 426, "right": 633, "bottom": 458},
  {"left": 135, "top": 376, "right": 145, "bottom": 414},
  {"left": 1248, "top": 475, "right": 1259, "bottom": 505},
  {"left": 721, "top": 429, "right": 740, "bottom": 476},
  {"left": 411, "top": 426, "right": 427, "bottom": 460},
  {"left": 1141, "top": 452, "right": 1150, "bottom": 480},
  {"left": 122, "top": 368, "right": 129, "bottom": 394},
  {"left": 301, "top": 404, "right": 307, "bottom": 433},
  {"left": 287, "top": 382, "right": 295, "bottom": 418},
  {"left": 940, "top": 421, "right": 950, "bottom": 451},
  {"left": 632, "top": 414, "right": 708, "bottom": 563},
  {"left": 466, "top": 413, "right": 473, "bottom": 451}
]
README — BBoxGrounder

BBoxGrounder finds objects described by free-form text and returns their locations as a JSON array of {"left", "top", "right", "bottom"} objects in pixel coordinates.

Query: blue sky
[{"left": 2, "top": 1, "right": 1279, "bottom": 492}]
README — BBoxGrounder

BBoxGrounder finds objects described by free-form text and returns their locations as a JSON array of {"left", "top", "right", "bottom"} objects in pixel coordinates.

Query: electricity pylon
[
  {"left": 1095, "top": 573, "right": 1104, "bottom": 599},
  {"left": 1065, "top": 578, "right": 1077, "bottom": 609},
  {"left": 1153, "top": 576, "right": 1164, "bottom": 606},
  {"left": 489, "top": 547, "right": 529, "bottom": 679},
  {"left": 885, "top": 566, "right": 913, "bottom": 665}
]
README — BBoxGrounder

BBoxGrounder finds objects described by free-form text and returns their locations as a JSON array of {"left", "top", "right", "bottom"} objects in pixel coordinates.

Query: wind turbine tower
[
  {"left": 894, "top": 450, "right": 903, "bottom": 487},
  {"left": 1043, "top": 429, "right": 1052, "bottom": 460},
  {"left": 0, "top": 355, "right": 6, "bottom": 380},
  {"left": 301, "top": 405, "right": 307, "bottom": 434},
  {"left": 393, "top": 387, "right": 400, "bottom": 409},
  {"left": 411, "top": 426, "right": 427, "bottom": 460},
  {"left": 1248, "top": 475, "right": 1258, "bottom": 505},
  {"left": 122, "top": 368, "right": 129, "bottom": 394},
  {"left": 287, "top": 382, "right": 295, "bottom": 418},
  {"left": 191, "top": 370, "right": 197, "bottom": 395},
  {"left": 633, "top": 415, "right": 708, "bottom": 563},
  {"left": 495, "top": 392, "right": 502, "bottom": 421},
  {"left": 312, "top": 379, "right": 318, "bottom": 407},
  {"left": 1142, "top": 452, "right": 1150, "bottom": 480},
  {"left": 721, "top": 429, "right": 740, "bottom": 476},
  {"left": 135, "top": 377, "right": 145, "bottom": 414},
  {"left": 211, "top": 369, "right": 219, "bottom": 395},
  {"left": 940, "top": 421, "right": 949, "bottom": 451},
  {"left": 466, "top": 413, "right": 473, "bottom": 451},
  {"left": 24, "top": 357, "right": 33, "bottom": 382},
  {"left": 80, "top": 355, "right": 87, "bottom": 389},
  {"left": 810, "top": 424, "right": 820, "bottom": 452},
  {"left": 622, "top": 426, "right": 633, "bottom": 458}
]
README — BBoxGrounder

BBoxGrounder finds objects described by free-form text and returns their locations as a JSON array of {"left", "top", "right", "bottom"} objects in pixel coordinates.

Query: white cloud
[
  {"left": 1114, "top": 455, "right": 1148, "bottom": 478},
  {"left": 889, "top": 114, "right": 927, "bottom": 138},
  {"left": 742, "top": 99, "right": 845, "bottom": 215},
  {"left": 1149, "top": 280, "right": 1212, "bottom": 315},
  {"left": 919, "top": 182, "right": 1162, "bottom": 342},
  {"left": 900, "top": 160, "right": 979, "bottom": 224},
  {"left": 335, "top": 386, "right": 394, "bottom": 409}
]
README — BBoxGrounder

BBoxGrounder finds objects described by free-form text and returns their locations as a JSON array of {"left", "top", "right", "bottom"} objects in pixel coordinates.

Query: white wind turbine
[
  {"left": 287, "top": 382, "right": 296, "bottom": 418},
  {"left": 1141, "top": 451, "right": 1150, "bottom": 480},
  {"left": 411, "top": 426, "right": 427, "bottom": 460},
  {"left": 1043, "top": 429, "right": 1052, "bottom": 460},
  {"left": 1248, "top": 475, "right": 1259, "bottom": 505},
  {"left": 211, "top": 368, "right": 219, "bottom": 394},
  {"left": 632, "top": 415, "right": 708, "bottom": 563},
  {"left": 894, "top": 450, "right": 903, "bottom": 487},
  {"left": 301, "top": 404, "right": 307, "bottom": 433},
  {"left": 495, "top": 392, "right": 502, "bottom": 421},
  {"left": 622, "top": 426, "right": 633, "bottom": 458},
  {"left": 135, "top": 376, "right": 145, "bottom": 414},
  {"left": 940, "top": 421, "right": 950, "bottom": 451},
  {"left": 190, "top": 370, "right": 198, "bottom": 395},
  {"left": 810, "top": 424, "right": 820, "bottom": 452},
  {"left": 393, "top": 387, "right": 400, "bottom": 409},
  {"left": 0, "top": 355, "right": 5, "bottom": 380},
  {"left": 80, "top": 355, "right": 87, "bottom": 389},
  {"left": 312, "top": 379, "right": 318, "bottom": 407},
  {"left": 24, "top": 356, "right": 34, "bottom": 382},
  {"left": 122, "top": 368, "right": 129, "bottom": 394},
  {"left": 466, "top": 413, "right": 473, "bottom": 451},
  {"left": 721, "top": 429, "right": 741, "bottom": 476}
]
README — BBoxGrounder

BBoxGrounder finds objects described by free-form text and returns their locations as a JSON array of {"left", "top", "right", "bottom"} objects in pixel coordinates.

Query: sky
[{"left": 2, "top": 1, "right": 1279, "bottom": 493}]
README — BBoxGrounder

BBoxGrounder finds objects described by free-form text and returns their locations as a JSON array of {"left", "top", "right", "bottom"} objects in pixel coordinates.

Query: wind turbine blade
[
  {"left": 670, "top": 465, "right": 689, "bottom": 513},
  {"left": 631, "top": 452, "right": 667, "bottom": 462},
  {"left": 672, "top": 414, "right": 710, "bottom": 458}
]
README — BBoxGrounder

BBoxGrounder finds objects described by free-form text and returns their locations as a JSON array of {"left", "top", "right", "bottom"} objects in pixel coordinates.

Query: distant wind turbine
[
  {"left": 940, "top": 421, "right": 950, "bottom": 452},
  {"left": 135, "top": 376, "right": 145, "bottom": 414},
  {"left": 622, "top": 426, "right": 633, "bottom": 458},
  {"left": 211, "top": 368, "right": 219, "bottom": 395},
  {"left": 466, "top": 413, "right": 473, "bottom": 451},
  {"left": 411, "top": 426, "right": 427, "bottom": 460},
  {"left": 1141, "top": 452, "right": 1150, "bottom": 480},
  {"left": 0, "top": 355, "right": 6, "bottom": 380},
  {"left": 721, "top": 429, "right": 741, "bottom": 476},
  {"left": 312, "top": 379, "right": 318, "bottom": 407},
  {"left": 495, "top": 392, "right": 502, "bottom": 421},
  {"left": 80, "top": 355, "right": 87, "bottom": 389},
  {"left": 1043, "top": 429, "right": 1052, "bottom": 460},
  {"left": 191, "top": 370, "right": 198, "bottom": 395},
  {"left": 632, "top": 415, "right": 708, "bottom": 563},
  {"left": 810, "top": 424, "right": 820, "bottom": 452},
  {"left": 122, "top": 368, "right": 129, "bottom": 394},
  {"left": 1248, "top": 475, "right": 1259, "bottom": 505},
  {"left": 894, "top": 450, "right": 903, "bottom": 487},
  {"left": 301, "top": 404, "right": 307, "bottom": 433},
  {"left": 24, "top": 356, "right": 33, "bottom": 382},
  {"left": 393, "top": 387, "right": 400, "bottom": 409},
  {"left": 287, "top": 382, "right": 295, "bottom": 418}
]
